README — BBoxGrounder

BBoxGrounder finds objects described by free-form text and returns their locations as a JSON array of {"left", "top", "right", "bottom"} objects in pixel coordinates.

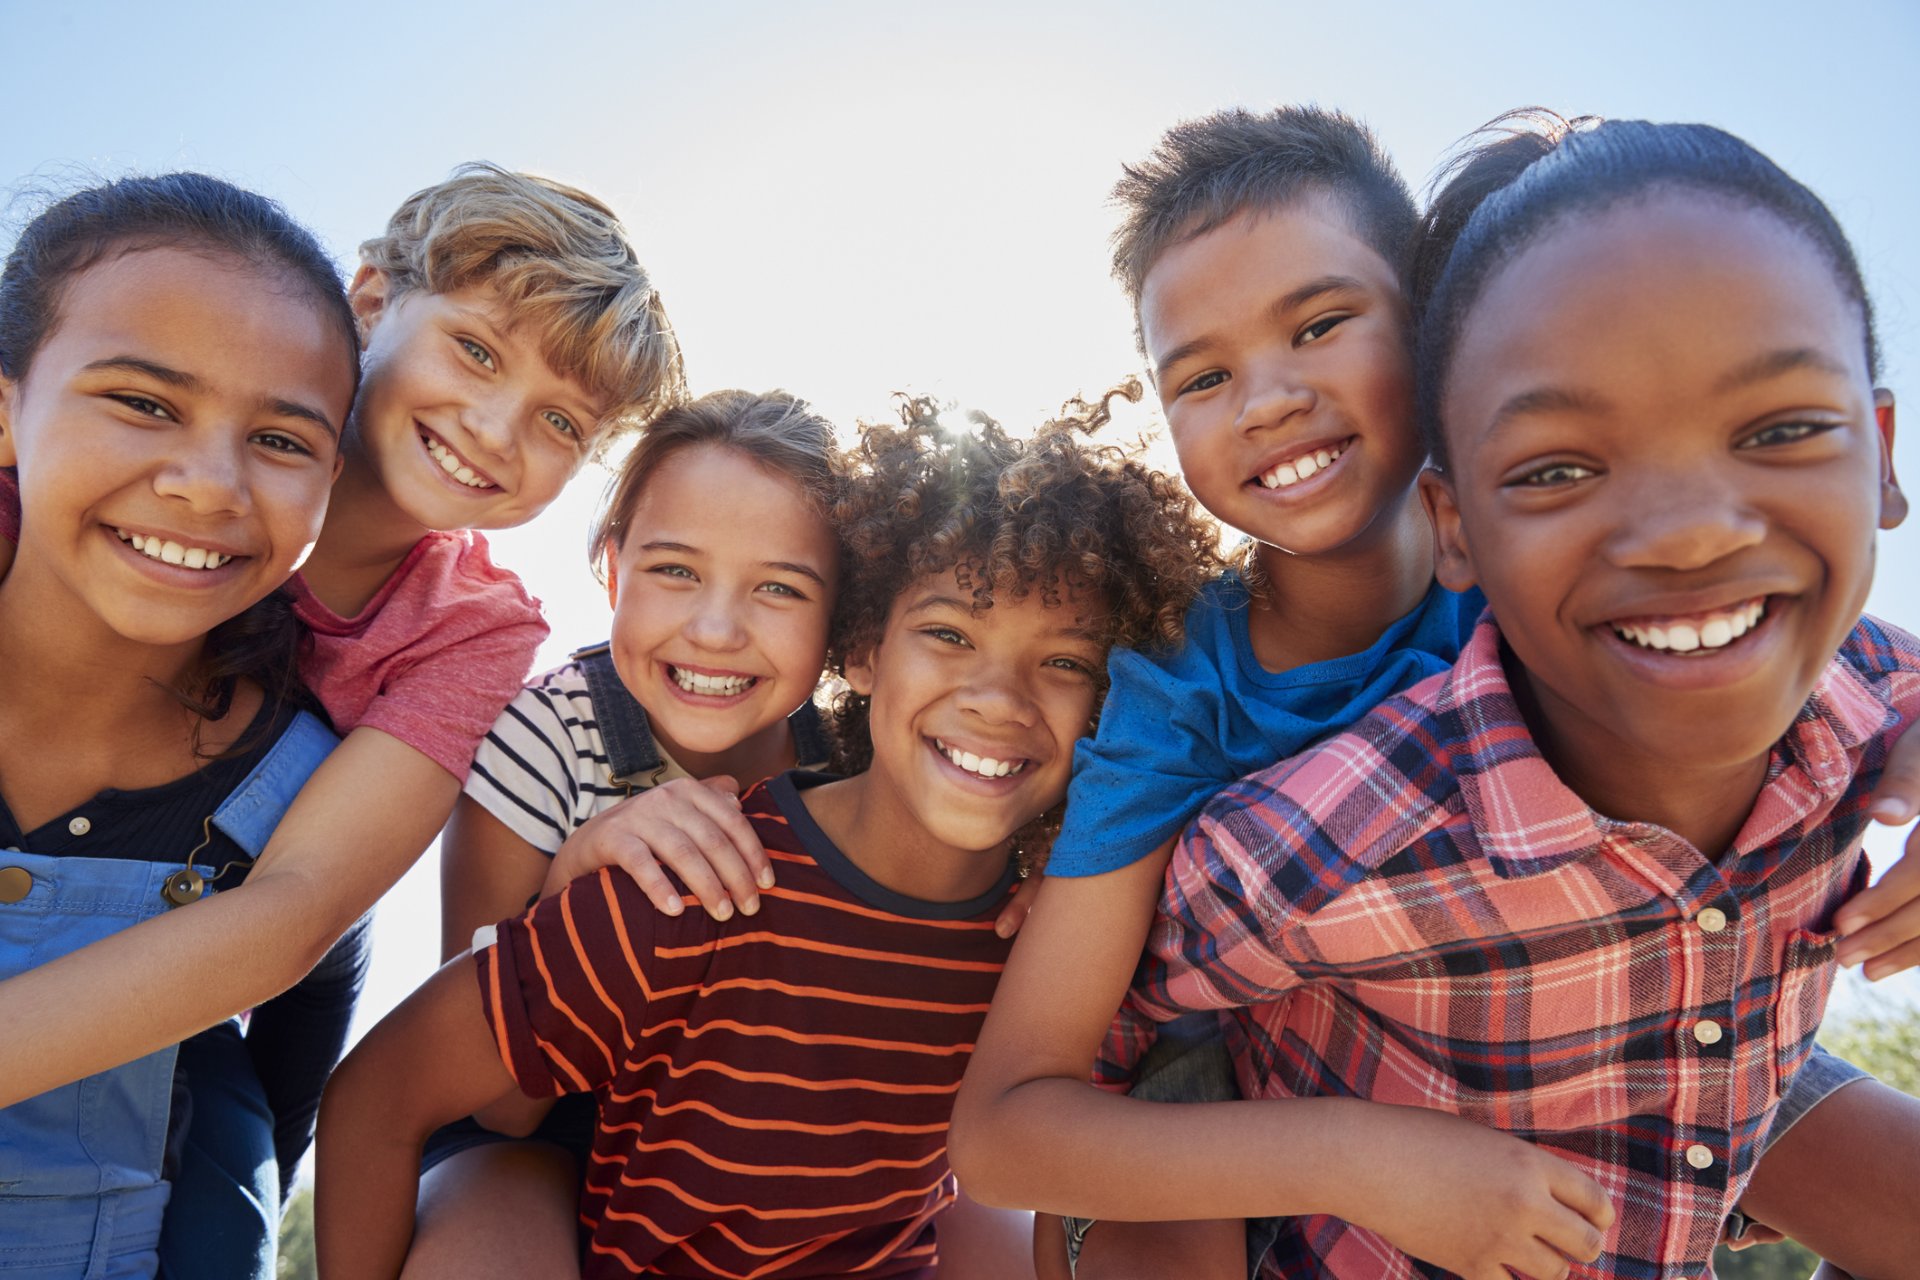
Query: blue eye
[
  {"left": 459, "top": 338, "right": 496, "bottom": 370},
  {"left": 543, "top": 410, "right": 579, "bottom": 439}
]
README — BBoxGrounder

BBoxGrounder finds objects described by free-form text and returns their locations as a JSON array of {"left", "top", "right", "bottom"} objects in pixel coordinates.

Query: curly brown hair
[{"left": 826, "top": 381, "right": 1220, "bottom": 866}]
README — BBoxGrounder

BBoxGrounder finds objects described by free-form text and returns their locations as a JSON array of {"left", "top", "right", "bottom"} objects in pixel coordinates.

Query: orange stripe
[
  {"left": 679, "top": 973, "right": 992, "bottom": 1015},
  {"left": 613, "top": 1133, "right": 945, "bottom": 1178},
  {"left": 763, "top": 883, "right": 1003, "bottom": 930},
  {"left": 652, "top": 1015, "right": 977, "bottom": 1057},
  {"left": 610, "top": 1052, "right": 963, "bottom": 1096},
  {"left": 657, "top": 930, "right": 1005, "bottom": 973},
  {"left": 485, "top": 954, "right": 515, "bottom": 1077},
  {"left": 601, "top": 1091, "right": 946, "bottom": 1136},
  {"left": 529, "top": 899, "right": 614, "bottom": 1084},
  {"left": 599, "top": 1167, "right": 949, "bottom": 1220}
]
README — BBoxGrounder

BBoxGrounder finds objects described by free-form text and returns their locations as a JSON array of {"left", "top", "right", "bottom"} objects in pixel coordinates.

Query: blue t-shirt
[{"left": 1048, "top": 574, "right": 1485, "bottom": 877}]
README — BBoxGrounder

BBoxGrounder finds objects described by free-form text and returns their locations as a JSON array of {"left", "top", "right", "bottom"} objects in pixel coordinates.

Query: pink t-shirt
[
  {"left": 0, "top": 470, "right": 541, "bottom": 780},
  {"left": 288, "top": 531, "right": 547, "bottom": 781}
]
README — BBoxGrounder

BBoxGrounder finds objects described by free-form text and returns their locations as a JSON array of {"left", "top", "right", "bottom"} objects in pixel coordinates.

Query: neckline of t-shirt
[
  {"left": 293, "top": 532, "right": 450, "bottom": 632},
  {"left": 764, "top": 770, "right": 1017, "bottom": 920},
  {"left": 1225, "top": 571, "right": 1449, "bottom": 691}
]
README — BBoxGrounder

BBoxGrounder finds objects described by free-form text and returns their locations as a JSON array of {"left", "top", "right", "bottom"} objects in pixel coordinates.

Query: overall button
[
  {"left": 0, "top": 866, "right": 31, "bottom": 904},
  {"left": 1696, "top": 907, "right": 1728, "bottom": 934},
  {"left": 1686, "top": 1144, "right": 1715, "bottom": 1170},
  {"left": 162, "top": 868, "right": 205, "bottom": 907},
  {"left": 67, "top": 815, "right": 92, "bottom": 837},
  {"left": 1693, "top": 1020, "right": 1723, "bottom": 1045}
]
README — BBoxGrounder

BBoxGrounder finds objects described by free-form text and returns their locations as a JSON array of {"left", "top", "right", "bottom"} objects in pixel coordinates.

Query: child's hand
[
  {"left": 1834, "top": 723, "right": 1920, "bottom": 979},
  {"left": 542, "top": 777, "right": 773, "bottom": 920},
  {"left": 1347, "top": 1108, "right": 1614, "bottom": 1280},
  {"left": 994, "top": 873, "right": 1043, "bottom": 939}
]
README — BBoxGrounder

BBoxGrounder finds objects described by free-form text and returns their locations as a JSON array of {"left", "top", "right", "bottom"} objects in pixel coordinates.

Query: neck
[
  {"left": 300, "top": 451, "right": 431, "bottom": 617},
  {"left": 1245, "top": 489, "right": 1435, "bottom": 671},
  {"left": 1510, "top": 657, "right": 1769, "bottom": 860},
  {"left": 800, "top": 772, "right": 1011, "bottom": 904},
  {"left": 652, "top": 717, "right": 799, "bottom": 790}
]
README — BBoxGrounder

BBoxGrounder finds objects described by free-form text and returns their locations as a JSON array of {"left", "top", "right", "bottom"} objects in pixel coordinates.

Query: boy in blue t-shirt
[{"left": 952, "top": 107, "right": 1920, "bottom": 1278}]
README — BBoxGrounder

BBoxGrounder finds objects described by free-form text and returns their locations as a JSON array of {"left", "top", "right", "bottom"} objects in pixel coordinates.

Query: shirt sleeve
[
  {"left": 352, "top": 610, "right": 548, "bottom": 780},
  {"left": 473, "top": 868, "right": 651, "bottom": 1098},
  {"left": 1047, "top": 640, "right": 1239, "bottom": 877},
  {"left": 462, "top": 680, "right": 586, "bottom": 855},
  {"left": 1095, "top": 781, "right": 1311, "bottom": 1089}
]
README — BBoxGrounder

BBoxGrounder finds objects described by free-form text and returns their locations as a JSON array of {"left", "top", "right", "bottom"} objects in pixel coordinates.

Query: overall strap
[
  {"left": 208, "top": 711, "right": 340, "bottom": 859},
  {"left": 571, "top": 642, "right": 665, "bottom": 784}
]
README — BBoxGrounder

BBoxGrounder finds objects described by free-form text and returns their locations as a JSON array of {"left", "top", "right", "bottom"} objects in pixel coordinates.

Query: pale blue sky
[{"left": 7, "top": 0, "right": 1917, "bottom": 1054}]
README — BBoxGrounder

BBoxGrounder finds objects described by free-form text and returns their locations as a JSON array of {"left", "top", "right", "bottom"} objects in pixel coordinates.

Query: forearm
[{"left": 0, "top": 867, "right": 337, "bottom": 1107}]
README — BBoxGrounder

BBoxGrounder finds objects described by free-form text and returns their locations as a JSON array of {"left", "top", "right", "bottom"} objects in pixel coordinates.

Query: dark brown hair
[{"left": 826, "top": 382, "right": 1220, "bottom": 866}]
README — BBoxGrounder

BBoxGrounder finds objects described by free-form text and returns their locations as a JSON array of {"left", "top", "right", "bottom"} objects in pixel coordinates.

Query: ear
[
  {"left": 1419, "top": 467, "right": 1478, "bottom": 592},
  {"left": 348, "top": 265, "right": 392, "bottom": 350},
  {"left": 1874, "top": 388, "right": 1907, "bottom": 531},
  {"left": 0, "top": 370, "right": 16, "bottom": 469},
  {"left": 604, "top": 554, "right": 622, "bottom": 611},
  {"left": 844, "top": 643, "right": 879, "bottom": 697}
]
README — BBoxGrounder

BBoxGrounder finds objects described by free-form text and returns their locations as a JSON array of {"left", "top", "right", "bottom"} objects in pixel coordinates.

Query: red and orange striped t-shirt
[{"left": 475, "top": 771, "right": 1017, "bottom": 1279}]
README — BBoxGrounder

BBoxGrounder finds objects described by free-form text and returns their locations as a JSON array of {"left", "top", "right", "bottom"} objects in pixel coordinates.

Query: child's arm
[
  {"left": 315, "top": 954, "right": 520, "bottom": 1279},
  {"left": 1835, "top": 721, "right": 1920, "bottom": 978},
  {"left": 950, "top": 841, "right": 1612, "bottom": 1279},
  {"left": 1735, "top": 1076, "right": 1920, "bottom": 1279},
  {"left": 0, "top": 727, "right": 451, "bottom": 1107}
]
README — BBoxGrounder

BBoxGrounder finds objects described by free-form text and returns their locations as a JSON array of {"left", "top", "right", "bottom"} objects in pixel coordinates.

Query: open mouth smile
[
  {"left": 1608, "top": 598, "right": 1767, "bottom": 654},
  {"left": 932, "top": 737, "right": 1029, "bottom": 779},
  {"left": 1251, "top": 437, "right": 1353, "bottom": 491},
  {"left": 419, "top": 428, "right": 499, "bottom": 491},
  {"left": 113, "top": 527, "right": 237, "bottom": 571},
  {"left": 666, "top": 663, "right": 758, "bottom": 698}
]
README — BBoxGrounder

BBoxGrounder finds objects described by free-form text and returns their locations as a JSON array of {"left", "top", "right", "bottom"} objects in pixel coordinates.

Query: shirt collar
[{"left": 1437, "top": 617, "right": 1893, "bottom": 879}]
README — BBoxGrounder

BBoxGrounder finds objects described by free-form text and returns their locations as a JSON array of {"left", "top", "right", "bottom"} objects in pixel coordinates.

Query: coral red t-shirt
[
  {"left": 0, "top": 469, "right": 542, "bottom": 781},
  {"left": 287, "top": 530, "right": 547, "bottom": 780}
]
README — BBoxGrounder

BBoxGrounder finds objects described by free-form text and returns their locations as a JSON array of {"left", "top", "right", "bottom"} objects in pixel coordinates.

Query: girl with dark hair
[{"left": 0, "top": 174, "right": 357, "bottom": 1277}]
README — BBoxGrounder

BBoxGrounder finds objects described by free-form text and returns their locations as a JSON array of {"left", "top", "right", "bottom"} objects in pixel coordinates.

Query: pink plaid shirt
[{"left": 1101, "top": 616, "right": 1920, "bottom": 1279}]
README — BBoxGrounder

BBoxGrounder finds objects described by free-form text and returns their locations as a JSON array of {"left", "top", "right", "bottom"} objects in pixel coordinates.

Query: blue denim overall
[{"left": 0, "top": 711, "right": 335, "bottom": 1278}]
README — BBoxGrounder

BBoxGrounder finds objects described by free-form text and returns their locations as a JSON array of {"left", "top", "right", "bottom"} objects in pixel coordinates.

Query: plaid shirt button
[
  {"left": 1696, "top": 907, "right": 1729, "bottom": 933},
  {"left": 1692, "top": 1020, "right": 1723, "bottom": 1045},
  {"left": 1686, "top": 1144, "right": 1715, "bottom": 1170}
]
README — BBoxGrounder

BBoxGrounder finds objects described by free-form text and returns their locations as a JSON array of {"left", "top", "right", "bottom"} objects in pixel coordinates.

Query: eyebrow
[
  {"left": 82, "top": 356, "right": 339, "bottom": 438},
  {"left": 1152, "top": 274, "right": 1369, "bottom": 381},
  {"left": 1713, "top": 347, "right": 1853, "bottom": 394},
  {"left": 1484, "top": 385, "right": 1611, "bottom": 439}
]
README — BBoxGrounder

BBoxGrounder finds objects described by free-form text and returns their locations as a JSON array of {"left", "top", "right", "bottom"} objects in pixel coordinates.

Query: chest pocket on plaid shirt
[{"left": 1771, "top": 929, "right": 1839, "bottom": 1086}]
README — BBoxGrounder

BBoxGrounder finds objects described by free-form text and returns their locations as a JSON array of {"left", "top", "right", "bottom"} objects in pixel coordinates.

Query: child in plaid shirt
[{"left": 955, "top": 112, "right": 1920, "bottom": 1279}]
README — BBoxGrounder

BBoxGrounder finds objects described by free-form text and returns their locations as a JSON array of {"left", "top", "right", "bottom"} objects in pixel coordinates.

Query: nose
[
  {"left": 684, "top": 590, "right": 749, "bottom": 653},
  {"left": 152, "top": 431, "right": 249, "bottom": 516},
  {"left": 1234, "top": 360, "right": 1315, "bottom": 435},
  {"left": 955, "top": 657, "right": 1042, "bottom": 730},
  {"left": 461, "top": 393, "right": 518, "bottom": 461},
  {"left": 1604, "top": 462, "right": 1765, "bottom": 572}
]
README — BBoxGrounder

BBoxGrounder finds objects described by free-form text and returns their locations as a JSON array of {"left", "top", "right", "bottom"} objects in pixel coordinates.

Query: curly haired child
[{"left": 316, "top": 386, "right": 1216, "bottom": 1279}]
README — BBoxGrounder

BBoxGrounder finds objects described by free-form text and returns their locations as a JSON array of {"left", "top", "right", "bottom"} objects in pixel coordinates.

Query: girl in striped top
[{"left": 315, "top": 388, "right": 1217, "bottom": 1278}]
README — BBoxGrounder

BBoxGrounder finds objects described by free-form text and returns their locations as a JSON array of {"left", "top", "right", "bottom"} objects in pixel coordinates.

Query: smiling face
[
  {"left": 347, "top": 270, "right": 603, "bottom": 533},
  {"left": 1426, "top": 192, "right": 1903, "bottom": 780},
  {"left": 845, "top": 569, "right": 1107, "bottom": 861},
  {"left": 606, "top": 443, "right": 840, "bottom": 771},
  {"left": 0, "top": 245, "right": 351, "bottom": 649},
  {"left": 1140, "top": 196, "right": 1422, "bottom": 557}
]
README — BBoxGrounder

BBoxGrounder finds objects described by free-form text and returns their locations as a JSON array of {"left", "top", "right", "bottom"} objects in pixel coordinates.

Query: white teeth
[
  {"left": 1258, "top": 443, "right": 1345, "bottom": 490},
  {"left": 116, "top": 529, "right": 231, "bottom": 570},
  {"left": 421, "top": 434, "right": 492, "bottom": 488},
  {"left": 1611, "top": 599, "right": 1767, "bottom": 655},
  {"left": 935, "top": 739, "right": 1025, "bottom": 779},
  {"left": 670, "top": 666, "right": 754, "bottom": 696}
]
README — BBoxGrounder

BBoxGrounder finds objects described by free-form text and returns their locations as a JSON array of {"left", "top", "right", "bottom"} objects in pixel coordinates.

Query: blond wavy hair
[{"left": 360, "top": 163, "right": 686, "bottom": 445}]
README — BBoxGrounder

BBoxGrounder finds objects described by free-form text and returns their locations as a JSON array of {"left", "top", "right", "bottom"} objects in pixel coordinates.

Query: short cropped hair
[
  {"left": 360, "top": 163, "right": 686, "bottom": 445},
  {"left": 1112, "top": 107, "right": 1417, "bottom": 345}
]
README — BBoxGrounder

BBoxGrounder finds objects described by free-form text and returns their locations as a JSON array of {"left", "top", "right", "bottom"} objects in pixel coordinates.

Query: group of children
[{"left": 0, "top": 100, "right": 1917, "bottom": 1280}]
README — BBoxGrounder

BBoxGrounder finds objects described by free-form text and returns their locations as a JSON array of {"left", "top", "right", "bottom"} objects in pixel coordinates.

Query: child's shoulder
[{"left": 1822, "top": 614, "right": 1920, "bottom": 746}]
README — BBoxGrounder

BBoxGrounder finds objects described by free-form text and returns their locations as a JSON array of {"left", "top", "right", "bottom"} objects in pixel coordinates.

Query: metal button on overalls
[{"left": 0, "top": 865, "right": 30, "bottom": 904}]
